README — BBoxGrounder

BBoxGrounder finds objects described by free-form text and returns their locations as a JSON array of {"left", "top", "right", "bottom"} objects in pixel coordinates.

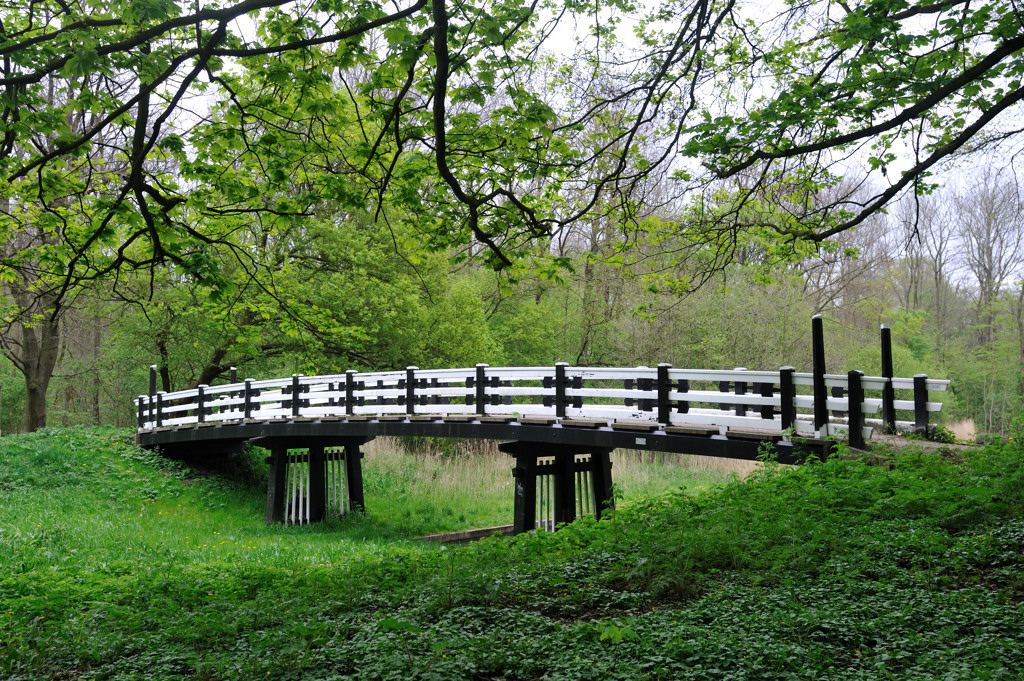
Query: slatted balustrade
[{"left": 139, "top": 364, "right": 948, "bottom": 443}]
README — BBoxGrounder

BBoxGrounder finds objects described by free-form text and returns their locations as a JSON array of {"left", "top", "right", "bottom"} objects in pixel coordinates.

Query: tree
[
  {"left": 3, "top": 0, "right": 1022, "bottom": 430},
  {"left": 5, "top": 0, "right": 1020, "bottom": 285},
  {"left": 0, "top": 64, "right": 127, "bottom": 430},
  {"left": 954, "top": 168, "right": 1024, "bottom": 345},
  {"left": 679, "top": 0, "right": 1024, "bottom": 244}
]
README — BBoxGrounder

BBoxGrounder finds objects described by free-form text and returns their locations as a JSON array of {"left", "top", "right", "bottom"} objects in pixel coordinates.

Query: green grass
[
  {"left": 360, "top": 437, "right": 739, "bottom": 533},
  {"left": 1, "top": 425, "right": 1022, "bottom": 680}
]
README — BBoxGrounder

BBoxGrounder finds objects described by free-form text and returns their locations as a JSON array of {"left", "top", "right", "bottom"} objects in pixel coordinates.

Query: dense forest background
[
  {"left": 2, "top": 163, "right": 1020, "bottom": 437},
  {"left": 2, "top": 0, "right": 1021, "bottom": 437}
]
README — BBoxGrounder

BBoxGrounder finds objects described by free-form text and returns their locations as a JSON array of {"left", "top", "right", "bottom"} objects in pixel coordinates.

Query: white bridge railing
[{"left": 137, "top": 363, "right": 949, "bottom": 445}]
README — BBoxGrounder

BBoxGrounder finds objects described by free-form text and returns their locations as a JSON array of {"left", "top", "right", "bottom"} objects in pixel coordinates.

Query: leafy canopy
[{"left": 0, "top": 0, "right": 1020, "bottom": 295}]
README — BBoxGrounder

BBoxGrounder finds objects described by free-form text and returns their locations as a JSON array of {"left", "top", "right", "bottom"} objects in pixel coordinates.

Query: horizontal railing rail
[{"left": 138, "top": 363, "right": 949, "bottom": 445}]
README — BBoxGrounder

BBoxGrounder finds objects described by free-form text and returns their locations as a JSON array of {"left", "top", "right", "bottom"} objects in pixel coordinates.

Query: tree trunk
[
  {"left": 11, "top": 294, "right": 62, "bottom": 432},
  {"left": 91, "top": 319, "right": 101, "bottom": 424}
]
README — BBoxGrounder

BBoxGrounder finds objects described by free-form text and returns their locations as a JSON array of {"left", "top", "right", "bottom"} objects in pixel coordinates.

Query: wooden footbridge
[{"left": 135, "top": 318, "right": 948, "bottom": 534}]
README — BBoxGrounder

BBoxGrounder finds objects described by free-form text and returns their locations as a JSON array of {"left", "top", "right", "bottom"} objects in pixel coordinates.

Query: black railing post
[
  {"left": 291, "top": 374, "right": 301, "bottom": 417},
  {"left": 812, "top": 315, "right": 829, "bottom": 436},
  {"left": 734, "top": 367, "right": 747, "bottom": 417},
  {"left": 197, "top": 384, "right": 206, "bottom": 423},
  {"left": 677, "top": 377, "right": 690, "bottom": 414},
  {"left": 475, "top": 364, "right": 488, "bottom": 416},
  {"left": 759, "top": 381, "right": 774, "bottom": 420},
  {"left": 831, "top": 385, "right": 847, "bottom": 418},
  {"left": 137, "top": 396, "right": 145, "bottom": 428},
  {"left": 156, "top": 392, "right": 164, "bottom": 427},
  {"left": 657, "top": 363, "right": 671, "bottom": 424},
  {"left": 345, "top": 370, "right": 356, "bottom": 416},
  {"left": 780, "top": 367, "right": 796, "bottom": 431},
  {"left": 555, "top": 362, "right": 568, "bottom": 418},
  {"left": 881, "top": 324, "right": 896, "bottom": 433},
  {"left": 914, "top": 374, "right": 929, "bottom": 436},
  {"left": 244, "top": 379, "right": 254, "bottom": 419},
  {"left": 406, "top": 366, "right": 417, "bottom": 416},
  {"left": 149, "top": 364, "right": 157, "bottom": 424},
  {"left": 847, "top": 370, "right": 865, "bottom": 450}
]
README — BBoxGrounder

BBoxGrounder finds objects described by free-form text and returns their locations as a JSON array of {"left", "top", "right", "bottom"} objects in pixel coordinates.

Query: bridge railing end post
[{"left": 847, "top": 370, "right": 865, "bottom": 450}]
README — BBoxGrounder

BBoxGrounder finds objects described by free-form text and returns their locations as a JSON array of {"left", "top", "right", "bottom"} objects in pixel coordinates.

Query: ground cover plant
[{"left": 1, "top": 426, "right": 1022, "bottom": 680}]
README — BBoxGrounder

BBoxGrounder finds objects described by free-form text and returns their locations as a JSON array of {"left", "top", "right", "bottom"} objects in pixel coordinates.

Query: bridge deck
[{"left": 136, "top": 414, "right": 826, "bottom": 465}]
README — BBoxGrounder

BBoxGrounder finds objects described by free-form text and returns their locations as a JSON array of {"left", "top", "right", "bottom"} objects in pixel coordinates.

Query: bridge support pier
[
  {"left": 262, "top": 437, "right": 370, "bottom": 524},
  {"left": 500, "top": 441, "right": 614, "bottom": 535}
]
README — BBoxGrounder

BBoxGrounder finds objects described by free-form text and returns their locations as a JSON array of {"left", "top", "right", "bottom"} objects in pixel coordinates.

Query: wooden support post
[
  {"left": 553, "top": 452, "right": 576, "bottom": 527},
  {"left": 914, "top": 374, "right": 929, "bottom": 436},
  {"left": 137, "top": 396, "right": 145, "bottom": 429},
  {"left": 780, "top": 367, "right": 796, "bottom": 431},
  {"left": 503, "top": 441, "right": 614, "bottom": 534},
  {"left": 590, "top": 450, "right": 614, "bottom": 520},
  {"left": 847, "top": 370, "right": 865, "bottom": 450},
  {"left": 812, "top": 315, "right": 829, "bottom": 436},
  {"left": 511, "top": 455, "right": 537, "bottom": 535},
  {"left": 266, "top": 444, "right": 288, "bottom": 524},
  {"left": 657, "top": 363, "right": 671, "bottom": 424},
  {"left": 308, "top": 445, "right": 326, "bottom": 522},
  {"left": 881, "top": 324, "right": 896, "bottom": 433},
  {"left": 344, "top": 443, "right": 365, "bottom": 512},
  {"left": 156, "top": 392, "right": 164, "bottom": 427}
]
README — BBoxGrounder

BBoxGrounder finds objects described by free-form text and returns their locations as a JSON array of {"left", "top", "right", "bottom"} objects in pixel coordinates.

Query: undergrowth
[{"left": 1, "top": 424, "right": 1022, "bottom": 680}]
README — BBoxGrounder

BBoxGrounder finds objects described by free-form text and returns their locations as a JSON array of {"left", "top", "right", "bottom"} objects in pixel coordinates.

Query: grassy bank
[{"left": 1, "top": 426, "right": 1022, "bottom": 680}]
